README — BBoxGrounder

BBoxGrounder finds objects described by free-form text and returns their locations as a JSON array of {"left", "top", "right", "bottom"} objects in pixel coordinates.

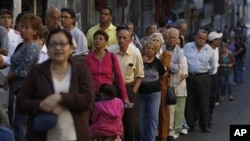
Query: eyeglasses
[
  {"left": 61, "top": 16, "right": 71, "bottom": 20},
  {"left": 48, "top": 42, "right": 69, "bottom": 48}
]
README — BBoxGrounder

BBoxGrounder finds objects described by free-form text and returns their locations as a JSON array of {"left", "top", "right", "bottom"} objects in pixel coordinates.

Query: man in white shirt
[
  {"left": 164, "top": 28, "right": 187, "bottom": 140},
  {"left": 0, "top": 9, "right": 22, "bottom": 66},
  {"left": 0, "top": 9, "right": 22, "bottom": 128},
  {"left": 0, "top": 25, "right": 9, "bottom": 128},
  {"left": 36, "top": 26, "right": 49, "bottom": 64},
  {"left": 207, "top": 31, "right": 222, "bottom": 123}
]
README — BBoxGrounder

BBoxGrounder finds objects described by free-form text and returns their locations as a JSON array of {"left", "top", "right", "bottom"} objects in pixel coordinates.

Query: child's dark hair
[
  {"left": 99, "top": 83, "right": 117, "bottom": 98},
  {"left": 38, "top": 26, "right": 49, "bottom": 40}
]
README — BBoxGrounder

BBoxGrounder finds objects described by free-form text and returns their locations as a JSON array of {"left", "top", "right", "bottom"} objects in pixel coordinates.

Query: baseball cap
[
  {"left": 0, "top": 9, "right": 13, "bottom": 17},
  {"left": 208, "top": 31, "right": 223, "bottom": 41}
]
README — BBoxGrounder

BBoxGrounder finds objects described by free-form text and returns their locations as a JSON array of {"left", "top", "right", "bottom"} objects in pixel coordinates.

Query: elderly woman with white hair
[
  {"left": 150, "top": 32, "right": 165, "bottom": 59},
  {"left": 149, "top": 31, "right": 172, "bottom": 140}
]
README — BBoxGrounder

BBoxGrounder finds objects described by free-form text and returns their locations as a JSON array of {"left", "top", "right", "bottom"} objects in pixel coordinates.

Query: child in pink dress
[{"left": 90, "top": 83, "right": 124, "bottom": 141}]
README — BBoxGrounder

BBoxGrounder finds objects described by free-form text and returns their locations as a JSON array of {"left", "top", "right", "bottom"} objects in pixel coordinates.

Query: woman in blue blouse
[{"left": 6, "top": 13, "right": 42, "bottom": 141}]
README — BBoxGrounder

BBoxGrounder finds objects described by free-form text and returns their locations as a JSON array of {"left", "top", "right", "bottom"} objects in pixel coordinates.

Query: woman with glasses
[{"left": 16, "top": 28, "right": 94, "bottom": 141}]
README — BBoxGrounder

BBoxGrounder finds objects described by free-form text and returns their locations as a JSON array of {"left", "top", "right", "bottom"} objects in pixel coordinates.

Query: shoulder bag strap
[{"left": 111, "top": 53, "right": 116, "bottom": 77}]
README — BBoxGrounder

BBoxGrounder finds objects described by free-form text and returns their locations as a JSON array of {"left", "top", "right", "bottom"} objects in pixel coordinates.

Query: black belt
[
  {"left": 125, "top": 82, "right": 134, "bottom": 86},
  {"left": 189, "top": 72, "right": 209, "bottom": 76}
]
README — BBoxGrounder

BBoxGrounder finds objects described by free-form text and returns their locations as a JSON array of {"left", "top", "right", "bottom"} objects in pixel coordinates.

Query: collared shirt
[
  {"left": 2, "top": 29, "right": 22, "bottom": 64},
  {"left": 167, "top": 46, "right": 186, "bottom": 89},
  {"left": 183, "top": 42, "right": 215, "bottom": 74},
  {"left": 1, "top": 29, "right": 22, "bottom": 75},
  {"left": 170, "top": 55, "right": 188, "bottom": 96},
  {"left": 37, "top": 45, "right": 49, "bottom": 64},
  {"left": 8, "top": 29, "right": 23, "bottom": 57},
  {"left": 87, "top": 23, "right": 117, "bottom": 50},
  {"left": 108, "top": 44, "right": 144, "bottom": 83},
  {"left": 156, "top": 47, "right": 163, "bottom": 59},
  {"left": 168, "top": 45, "right": 185, "bottom": 73}
]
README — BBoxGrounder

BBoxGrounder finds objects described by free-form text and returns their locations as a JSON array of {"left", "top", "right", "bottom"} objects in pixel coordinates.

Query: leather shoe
[
  {"left": 167, "top": 136, "right": 175, "bottom": 141},
  {"left": 201, "top": 127, "right": 211, "bottom": 132},
  {"left": 188, "top": 126, "right": 194, "bottom": 132}
]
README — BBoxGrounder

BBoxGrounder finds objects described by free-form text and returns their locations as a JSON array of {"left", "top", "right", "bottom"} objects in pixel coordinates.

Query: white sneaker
[
  {"left": 180, "top": 128, "right": 188, "bottom": 135},
  {"left": 173, "top": 133, "right": 180, "bottom": 139}
]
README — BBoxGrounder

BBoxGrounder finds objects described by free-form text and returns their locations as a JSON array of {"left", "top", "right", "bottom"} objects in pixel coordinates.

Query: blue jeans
[
  {"left": 13, "top": 111, "right": 27, "bottom": 141},
  {"left": 9, "top": 89, "right": 27, "bottom": 141},
  {"left": 0, "top": 126, "right": 15, "bottom": 141},
  {"left": 220, "top": 73, "right": 234, "bottom": 96},
  {"left": 139, "top": 91, "right": 161, "bottom": 141},
  {"left": 234, "top": 59, "right": 244, "bottom": 83}
]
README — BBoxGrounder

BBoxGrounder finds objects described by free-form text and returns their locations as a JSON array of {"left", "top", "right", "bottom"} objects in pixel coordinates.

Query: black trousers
[
  {"left": 185, "top": 73, "right": 211, "bottom": 129},
  {"left": 122, "top": 83, "right": 140, "bottom": 141},
  {"left": 210, "top": 73, "right": 219, "bottom": 119}
]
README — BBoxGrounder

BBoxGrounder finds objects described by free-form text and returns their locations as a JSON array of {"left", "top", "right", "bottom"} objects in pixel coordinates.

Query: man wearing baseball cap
[{"left": 207, "top": 31, "right": 223, "bottom": 125}]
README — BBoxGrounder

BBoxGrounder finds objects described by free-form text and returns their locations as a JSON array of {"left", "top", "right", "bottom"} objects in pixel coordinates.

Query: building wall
[
  {"left": 47, "top": 0, "right": 90, "bottom": 31},
  {"left": 12, "top": 0, "right": 239, "bottom": 38}
]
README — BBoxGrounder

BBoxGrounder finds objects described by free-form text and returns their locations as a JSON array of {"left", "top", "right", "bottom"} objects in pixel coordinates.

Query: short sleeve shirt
[
  {"left": 87, "top": 23, "right": 117, "bottom": 50},
  {"left": 108, "top": 44, "right": 144, "bottom": 83}
]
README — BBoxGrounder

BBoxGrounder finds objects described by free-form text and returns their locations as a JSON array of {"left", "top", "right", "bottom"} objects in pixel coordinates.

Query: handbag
[
  {"left": 33, "top": 72, "right": 58, "bottom": 132},
  {"left": 166, "top": 86, "right": 176, "bottom": 105},
  {"left": 111, "top": 53, "right": 122, "bottom": 98}
]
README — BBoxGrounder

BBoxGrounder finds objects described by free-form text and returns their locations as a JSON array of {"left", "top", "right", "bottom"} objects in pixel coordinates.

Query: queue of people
[{"left": 0, "top": 5, "right": 247, "bottom": 141}]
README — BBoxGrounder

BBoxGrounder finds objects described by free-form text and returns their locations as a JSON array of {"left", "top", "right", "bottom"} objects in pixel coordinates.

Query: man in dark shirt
[{"left": 234, "top": 36, "right": 246, "bottom": 83}]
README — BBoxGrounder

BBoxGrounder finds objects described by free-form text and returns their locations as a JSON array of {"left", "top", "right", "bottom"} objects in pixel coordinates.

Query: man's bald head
[{"left": 45, "top": 7, "right": 61, "bottom": 31}]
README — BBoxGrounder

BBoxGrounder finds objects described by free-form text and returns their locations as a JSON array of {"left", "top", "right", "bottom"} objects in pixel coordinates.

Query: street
[{"left": 176, "top": 47, "right": 250, "bottom": 141}]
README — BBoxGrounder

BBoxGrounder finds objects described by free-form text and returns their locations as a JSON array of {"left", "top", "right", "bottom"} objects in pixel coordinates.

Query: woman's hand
[
  {"left": 142, "top": 55, "right": 149, "bottom": 63},
  {"left": 228, "top": 64, "right": 233, "bottom": 67},
  {"left": 40, "top": 93, "right": 62, "bottom": 112},
  {"left": 124, "top": 99, "right": 130, "bottom": 105},
  {"left": 51, "top": 104, "right": 64, "bottom": 115}
]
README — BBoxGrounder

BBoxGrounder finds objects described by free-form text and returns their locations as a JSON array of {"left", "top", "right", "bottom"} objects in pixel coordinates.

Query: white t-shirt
[
  {"left": 211, "top": 46, "right": 219, "bottom": 74},
  {"left": 1, "top": 29, "right": 22, "bottom": 75},
  {"left": 47, "top": 65, "right": 77, "bottom": 141}
]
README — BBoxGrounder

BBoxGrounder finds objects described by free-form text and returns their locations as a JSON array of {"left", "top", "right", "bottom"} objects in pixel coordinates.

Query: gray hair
[
  {"left": 172, "top": 19, "right": 187, "bottom": 29},
  {"left": 46, "top": 6, "right": 61, "bottom": 16},
  {"left": 150, "top": 33, "right": 165, "bottom": 45},
  {"left": 167, "top": 28, "right": 179, "bottom": 38}
]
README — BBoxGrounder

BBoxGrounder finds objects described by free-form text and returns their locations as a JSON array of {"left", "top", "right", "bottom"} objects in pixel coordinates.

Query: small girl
[{"left": 90, "top": 83, "right": 124, "bottom": 141}]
